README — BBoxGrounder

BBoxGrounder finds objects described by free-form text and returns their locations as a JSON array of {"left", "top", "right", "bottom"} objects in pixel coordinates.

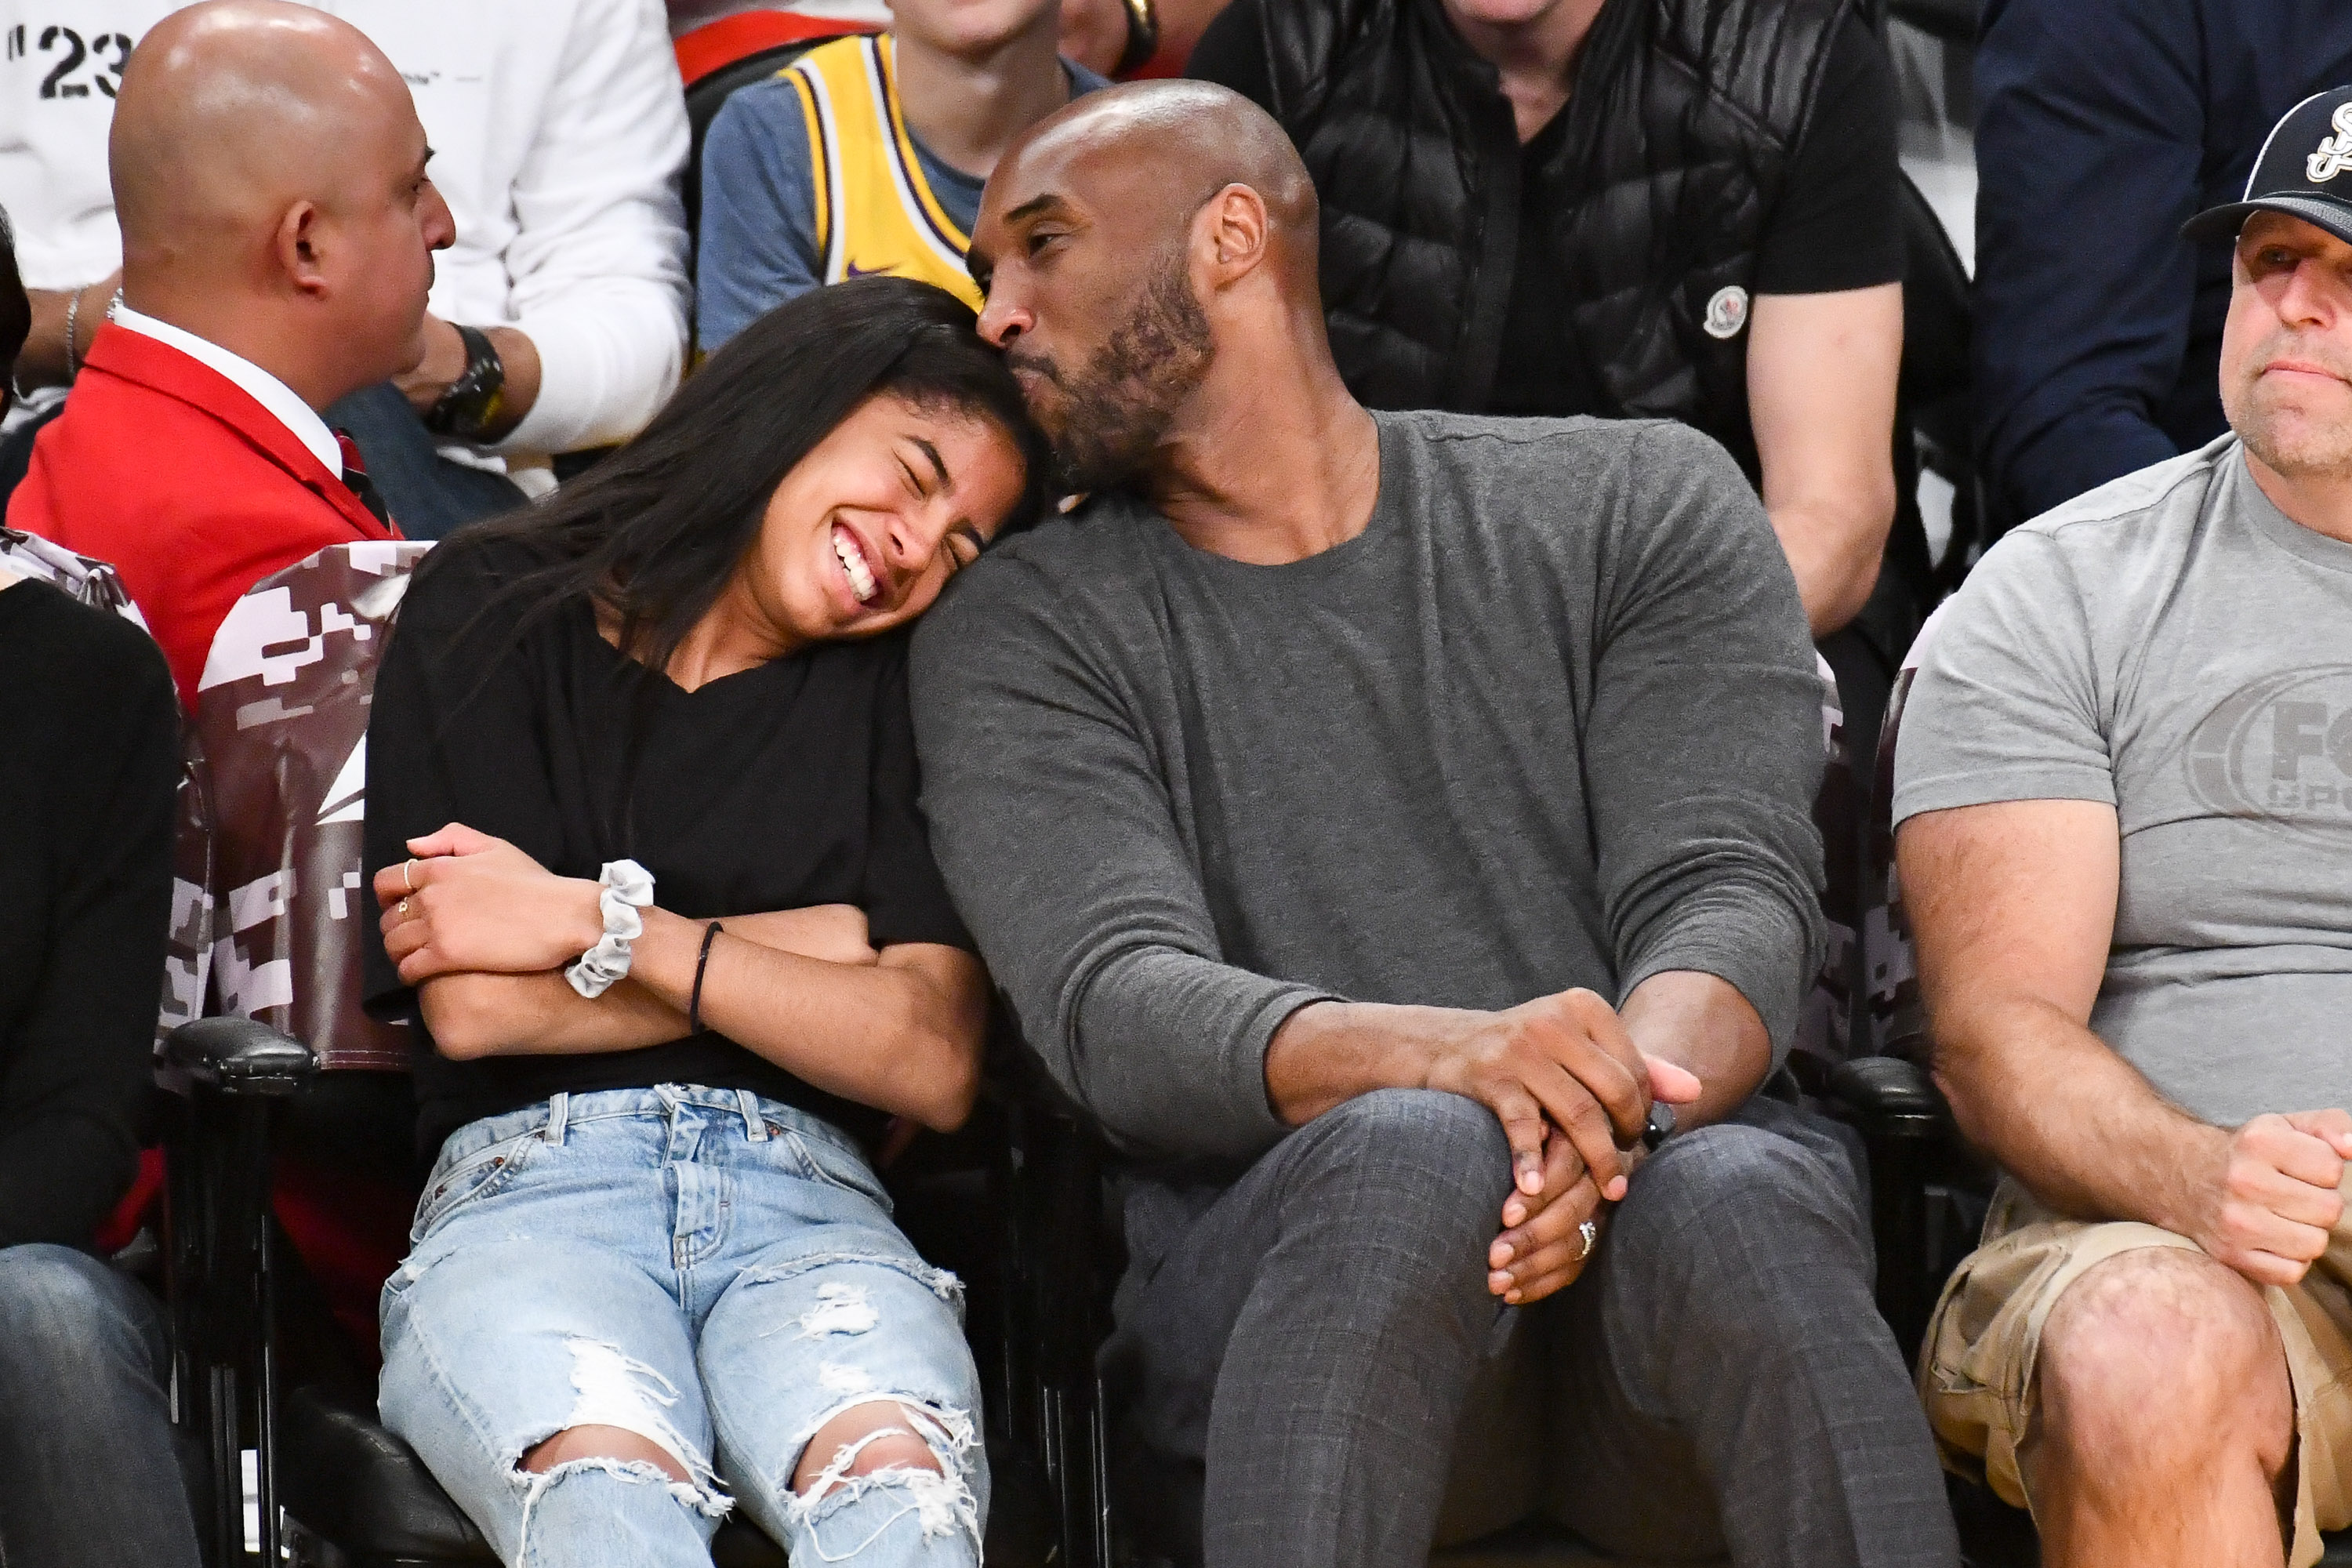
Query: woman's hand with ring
[{"left": 372, "top": 822, "right": 607, "bottom": 985}]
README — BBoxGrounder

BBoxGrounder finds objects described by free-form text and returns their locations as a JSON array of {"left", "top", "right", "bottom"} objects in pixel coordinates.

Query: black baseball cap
[{"left": 2184, "top": 86, "right": 2352, "bottom": 248}]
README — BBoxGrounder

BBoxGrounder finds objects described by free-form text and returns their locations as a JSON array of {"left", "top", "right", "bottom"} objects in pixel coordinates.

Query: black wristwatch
[
  {"left": 1114, "top": 0, "right": 1160, "bottom": 75},
  {"left": 423, "top": 324, "right": 506, "bottom": 440}
]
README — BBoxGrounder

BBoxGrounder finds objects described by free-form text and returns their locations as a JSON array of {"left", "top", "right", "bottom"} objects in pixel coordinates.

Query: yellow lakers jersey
[{"left": 782, "top": 35, "right": 983, "bottom": 310}]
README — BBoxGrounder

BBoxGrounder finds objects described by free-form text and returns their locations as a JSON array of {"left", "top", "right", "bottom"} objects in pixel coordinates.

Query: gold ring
[
  {"left": 397, "top": 898, "right": 411, "bottom": 918},
  {"left": 403, "top": 858, "right": 417, "bottom": 892}
]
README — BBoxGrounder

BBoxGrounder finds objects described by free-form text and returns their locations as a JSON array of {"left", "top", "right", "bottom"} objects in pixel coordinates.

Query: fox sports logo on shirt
[{"left": 2184, "top": 665, "right": 2352, "bottom": 841}]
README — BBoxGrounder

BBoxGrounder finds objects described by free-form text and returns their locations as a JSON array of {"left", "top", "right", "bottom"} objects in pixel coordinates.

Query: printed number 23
[{"left": 11, "top": 26, "right": 135, "bottom": 99}]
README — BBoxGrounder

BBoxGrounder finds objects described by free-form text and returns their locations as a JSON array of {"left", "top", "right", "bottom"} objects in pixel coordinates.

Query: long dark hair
[{"left": 438, "top": 276, "right": 1049, "bottom": 683}]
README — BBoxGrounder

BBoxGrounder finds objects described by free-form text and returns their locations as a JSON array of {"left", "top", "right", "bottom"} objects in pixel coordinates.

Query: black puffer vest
[{"left": 1256, "top": 0, "right": 1850, "bottom": 471}]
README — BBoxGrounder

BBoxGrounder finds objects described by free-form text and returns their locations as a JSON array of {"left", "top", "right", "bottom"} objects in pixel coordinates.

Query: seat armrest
[
  {"left": 1824, "top": 1054, "right": 1947, "bottom": 1139},
  {"left": 163, "top": 1018, "right": 317, "bottom": 1096}
]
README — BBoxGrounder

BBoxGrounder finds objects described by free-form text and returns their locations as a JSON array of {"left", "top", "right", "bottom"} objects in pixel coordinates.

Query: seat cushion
[
  {"left": 278, "top": 1384, "right": 492, "bottom": 1561},
  {"left": 277, "top": 1385, "right": 787, "bottom": 1565}
]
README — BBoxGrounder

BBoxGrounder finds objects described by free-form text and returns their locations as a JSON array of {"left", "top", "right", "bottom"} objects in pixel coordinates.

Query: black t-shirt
[
  {"left": 361, "top": 539, "right": 975, "bottom": 1161},
  {"left": 1188, "top": 5, "right": 1907, "bottom": 419},
  {"left": 0, "top": 577, "right": 178, "bottom": 1249}
]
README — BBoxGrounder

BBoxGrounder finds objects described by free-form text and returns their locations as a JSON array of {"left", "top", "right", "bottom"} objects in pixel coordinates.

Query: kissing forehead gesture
[
  {"left": 911, "top": 66, "right": 1934, "bottom": 1568},
  {"left": 960, "top": 82, "right": 1340, "bottom": 506}
]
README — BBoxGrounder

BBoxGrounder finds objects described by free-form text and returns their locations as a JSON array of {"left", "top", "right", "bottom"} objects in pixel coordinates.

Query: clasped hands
[
  {"left": 1422, "top": 989, "right": 1703, "bottom": 1307},
  {"left": 373, "top": 822, "right": 877, "bottom": 990}
]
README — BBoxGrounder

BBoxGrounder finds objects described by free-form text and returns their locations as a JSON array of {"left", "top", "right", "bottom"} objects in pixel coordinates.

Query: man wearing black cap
[{"left": 1896, "top": 87, "right": 2352, "bottom": 1568}]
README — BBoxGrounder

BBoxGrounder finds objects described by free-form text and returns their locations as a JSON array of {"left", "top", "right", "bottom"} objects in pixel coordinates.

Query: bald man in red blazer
[
  {"left": 7, "top": 0, "right": 455, "bottom": 714},
  {"left": 0, "top": 2, "right": 463, "bottom": 1403},
  {"left": 11, "top": 315, "right": 401, "bottom": 708}
]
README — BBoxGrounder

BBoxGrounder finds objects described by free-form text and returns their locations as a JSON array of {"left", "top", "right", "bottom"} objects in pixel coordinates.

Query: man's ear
[
  {"left": 1198, "top": 183, "right": 1272, "bottom": 289},
  {"left": 277, "top": 201, "right": 329, "bottom": 299}
]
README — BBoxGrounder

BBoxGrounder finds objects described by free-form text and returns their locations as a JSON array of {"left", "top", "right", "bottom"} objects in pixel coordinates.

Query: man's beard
[{"left": 1012, "top": 254, "right": 1213, "bottom": 495}]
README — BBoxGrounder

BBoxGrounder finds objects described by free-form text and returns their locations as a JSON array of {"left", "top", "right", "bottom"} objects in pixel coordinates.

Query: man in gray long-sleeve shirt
[{"left": 911, "top": 82, "right": 1958, "bottom": 1568}]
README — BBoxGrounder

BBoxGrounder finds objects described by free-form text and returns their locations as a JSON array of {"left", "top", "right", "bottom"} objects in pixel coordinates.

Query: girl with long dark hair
[{"left": 358, "top": 278, "right": 1047, "bottom": 1567}]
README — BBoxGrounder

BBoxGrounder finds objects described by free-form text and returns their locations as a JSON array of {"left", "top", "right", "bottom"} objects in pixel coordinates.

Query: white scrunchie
[{"left": 564, "top": 859, "right": 655, "bottom": 999}]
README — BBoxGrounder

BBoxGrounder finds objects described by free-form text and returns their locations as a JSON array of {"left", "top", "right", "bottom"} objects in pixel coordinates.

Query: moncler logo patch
[
  {"left": 1703, "top": 285, "right": 1749, "bottom": 339},
  {"left": 2309, "top": 103, "right": 2352, "bottom": 183}
]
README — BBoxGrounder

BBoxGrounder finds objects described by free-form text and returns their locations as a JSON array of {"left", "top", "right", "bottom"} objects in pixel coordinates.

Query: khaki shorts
[{"left": 1920, "top": 1178, "right": 2352, "bottom": 1568}]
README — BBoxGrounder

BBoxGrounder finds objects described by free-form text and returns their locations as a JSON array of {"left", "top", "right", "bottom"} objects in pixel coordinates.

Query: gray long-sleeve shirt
[{"left": 910, "top": 410, "right": 1826, "bottom": 1164}]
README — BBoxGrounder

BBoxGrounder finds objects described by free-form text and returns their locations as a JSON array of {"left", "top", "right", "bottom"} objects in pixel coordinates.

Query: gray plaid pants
[{"left": 1103, "top": 1087, "right": 1960, "bottom": 1568}]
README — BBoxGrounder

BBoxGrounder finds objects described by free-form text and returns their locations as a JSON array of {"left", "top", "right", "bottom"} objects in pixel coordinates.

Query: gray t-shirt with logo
[{"left": 1894, "top": 434, "right": 2352, "bottom": 1127}]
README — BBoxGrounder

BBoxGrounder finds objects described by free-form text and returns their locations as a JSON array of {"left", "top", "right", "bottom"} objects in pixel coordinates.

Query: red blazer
[{"left": 8, "top": 323, "right": 400, "bottom": 709}]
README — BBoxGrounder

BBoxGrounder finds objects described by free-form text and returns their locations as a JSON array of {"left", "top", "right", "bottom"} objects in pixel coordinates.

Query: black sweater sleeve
[{"left": 0, "top": 581, "right": 180, "bottom": 1250}]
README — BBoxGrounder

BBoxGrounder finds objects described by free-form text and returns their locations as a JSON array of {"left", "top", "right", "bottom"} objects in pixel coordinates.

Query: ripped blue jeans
[{"left": 378, "top": 1086, "right": 984, "bottom": 1568}]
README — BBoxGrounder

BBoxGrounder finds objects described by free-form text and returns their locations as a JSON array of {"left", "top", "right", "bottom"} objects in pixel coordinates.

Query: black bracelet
[{"left": 689, "top": 921, "right": 724, "bottom": 1035}]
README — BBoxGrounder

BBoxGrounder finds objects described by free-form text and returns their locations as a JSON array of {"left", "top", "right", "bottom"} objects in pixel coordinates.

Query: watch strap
[{"left": 424, "top": 323, "right": 506, "bottom": 439}]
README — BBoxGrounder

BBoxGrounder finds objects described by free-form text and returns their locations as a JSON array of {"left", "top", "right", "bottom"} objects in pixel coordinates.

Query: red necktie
[{"left": 332, "top": 429, "right": 390, "bottom": 528}]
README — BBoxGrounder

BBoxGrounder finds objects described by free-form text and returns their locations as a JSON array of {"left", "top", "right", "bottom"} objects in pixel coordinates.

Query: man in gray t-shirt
[
  {"left": 913, "top": 81, "right": 1958, "bottom": 1568},
  {"left": 1896, "top": 86, "right": 2352, "bottom": 1568}
]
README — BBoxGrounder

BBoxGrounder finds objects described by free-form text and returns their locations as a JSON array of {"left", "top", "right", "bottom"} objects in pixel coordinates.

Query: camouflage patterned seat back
[
  {"left": 1858, "top": 601, "right": 1955, "bottom": 1064},
  {"left": 194, "top": 540, "right": 430, "bottom": 1070},
  {"left": 0, "top": 523, "right": 146, "bottom": 622},
  {"left": 1794, "top": 651, "right": 1863, "bottom": 1072}
]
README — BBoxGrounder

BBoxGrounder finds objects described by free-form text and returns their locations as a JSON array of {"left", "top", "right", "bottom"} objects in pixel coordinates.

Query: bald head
[
  {"left": 102, "top": 0, "right": 451, "bottom": 408},
  {"left": 112, "top": 0, "right": 416, "bottom": 256},
  {"left": 999, "top": 80, "right": 1321, "bottom": 287},
  {"left": 968, "top": 81, "right": 1351, "bottom": 495}
]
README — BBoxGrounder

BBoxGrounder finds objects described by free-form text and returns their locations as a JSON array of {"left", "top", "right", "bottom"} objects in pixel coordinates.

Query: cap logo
[{"left": 2307, "top": 103, "right": 2352, "bottom": 183}]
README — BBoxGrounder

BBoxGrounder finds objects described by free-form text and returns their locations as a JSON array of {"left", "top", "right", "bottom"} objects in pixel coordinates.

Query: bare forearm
[
  {"left": 1263, "top": 1000, "right": 1465, "bottom": 1126},
  {"left": 628, "top": 909, "right": 982, "bottom": 1130},
  {"left": 21, "top": 276, "right": 118, "bottom": 388},
  {"left": 1748, "top": 285, "right": 1903, "bottom": 637},
  {"left": 419, "top": 971, "right": 685, "bottom": 1058},
  {"left": 1936, "top": 998, "right": 2223, "bottom": 1231},
  {"left": 1617, "top": 971, "right": 1768, "bottom": 1128},
  {"left": 1770, "top": 495, "right": 1893, "bottom": 637}
]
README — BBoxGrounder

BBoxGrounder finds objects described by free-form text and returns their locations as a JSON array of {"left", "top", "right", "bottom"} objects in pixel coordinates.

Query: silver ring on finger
[
  {"left": 1577, "top": 1219, "right": 1599, "bottom": 1261},
  {"left": 397, "top": 898, "right": 411, "bottom": 918},
  {"left": 403, "top": 858, "right": 417, "bottom": 892}
]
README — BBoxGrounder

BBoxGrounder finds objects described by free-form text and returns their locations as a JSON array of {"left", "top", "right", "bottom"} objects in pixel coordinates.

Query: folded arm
[{"left": 383, "top": 829, "right": 983, "bottom": 1131}]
